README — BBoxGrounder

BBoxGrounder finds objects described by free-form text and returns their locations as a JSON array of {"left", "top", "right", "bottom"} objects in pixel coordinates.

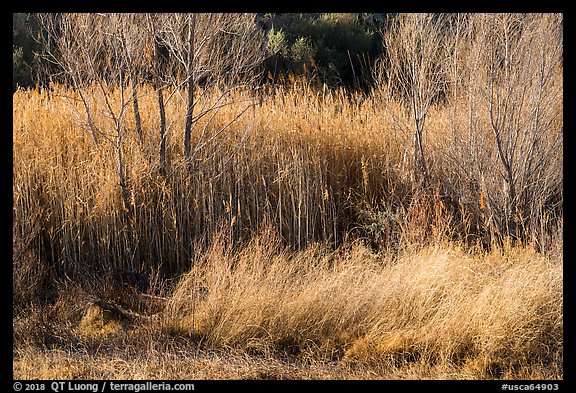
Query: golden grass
[
  {"left": 163, "top": 230, "right": 562, "bottom": 378},
  {"left": 13, "top": 81, "right": 562, "bottom": 379},
  {"left": 13, "top": 232, "right": 562, "bottom": 379},
  {"left": 13, "top": 83, "right": 407, "bottom": 278},
  {"left": 13, "top": 81, "right": 562, "bottom": 280}
]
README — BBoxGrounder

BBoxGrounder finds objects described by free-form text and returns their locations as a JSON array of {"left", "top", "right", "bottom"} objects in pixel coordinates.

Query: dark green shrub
[
  {"left": 260, "top": 13, "right": 383, "bottom": 89},
  {"left": 13, "top": 13, "right": 43, "bottom": 90}
]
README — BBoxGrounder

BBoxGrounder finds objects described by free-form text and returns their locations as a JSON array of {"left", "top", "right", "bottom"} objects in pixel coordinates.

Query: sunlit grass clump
[{"left": 162, "top": 229, "right": 562, "bottom": 379}]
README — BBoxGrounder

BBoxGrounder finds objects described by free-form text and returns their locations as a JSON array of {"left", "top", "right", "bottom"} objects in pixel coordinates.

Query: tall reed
[{"left": 13, "top": 74, "right": 562, "bottom": 287}]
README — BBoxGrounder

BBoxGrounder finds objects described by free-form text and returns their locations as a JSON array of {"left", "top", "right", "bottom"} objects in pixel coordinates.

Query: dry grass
[
  {"left": 163, "top": 230, "right": 562, "bottom": 379},
  {"left": 13, "top": 228, "right": 562, "bottom": 379},
  {"left": 13, "top": 83, "right": 403, "bottom": 278}
]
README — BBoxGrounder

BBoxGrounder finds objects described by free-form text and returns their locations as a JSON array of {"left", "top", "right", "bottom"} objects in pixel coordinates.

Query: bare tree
[
  {"left": 183, "top": 13, "right": 196, "bottom": 158},
  {"left": 37, "top": 13, "right": 134, "bottom": 212},
  {"left": 35, "top": 13, "right": 154, "bottom": 272},
  {"left": 119, "top": 13, "right": 147, "bottom": 143},
  {"left": 157, "top": 13, "right": 266, "bottom": 162},
  {"left": 438, "top": 13, "right": 562, "bottom": 245},
  {"left": 470, "top": 13, "right": 562, "bottom": 241},
  {"left": 38, "top": 13, "right": 266, "bottom": 179},
  {"left": 139, "top": 13, "right": 172, "bottom": 176},
  {"left": 380, "top": 13, "right": 448, "bottom": 187},
  {"left": 375, "top": 13, "right": 562, "bottom": 246}
]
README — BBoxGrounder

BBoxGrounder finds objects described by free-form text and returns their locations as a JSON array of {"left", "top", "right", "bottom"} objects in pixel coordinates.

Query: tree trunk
[
  {"left": 115, "top": 130, "right": 131, "bottom": 214},
  {"left": 157, "top": 87, "right": 167, "bottom": 176},
  {"left": 132, "top": 81, "right": 143, "bottom": 143},
  {"left": 183, "top": 13, "right": 196, "bottom": 159},
  {"left": 413, "top": 116, "right": 430, "bottom": 187}
]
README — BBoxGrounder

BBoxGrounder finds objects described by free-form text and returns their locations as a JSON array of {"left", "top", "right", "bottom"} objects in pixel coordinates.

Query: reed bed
[
  {"left": 14, "top": 83, "right": 408, "bottom": 280},
  {"left": 13, "top": 80, "right": 562, "bottom": 379}
]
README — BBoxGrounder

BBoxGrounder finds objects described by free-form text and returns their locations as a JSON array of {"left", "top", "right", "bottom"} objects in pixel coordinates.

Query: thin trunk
[
  {"left": 132, "top": 81, "right": 143, "bottom": 143},
  {"left": 115, "top": 88, "right": 131, "bottom": 219},
  {"left": 75, "top": 83, "right": 100, "bottom": 146},
  {"left": 117, "top": 139, "right": 130, "bottom": 213},
  {"left": 415, "top": 125, "right": 430, "bottom": 186},
  {"left": 184, "top": 14, "right": 196, "bottom": 159},
  {"left": 154, "top": 32, "right": 168, "bottom": 176},
  {"left": 488, "top": 88, "right": 517, "bottom": 226},
  {"left": 157, "top": 88, "right": 167, "bottom": 176},
  {"left": 411, "top": 91, "right": 430, "bottom": 187}
]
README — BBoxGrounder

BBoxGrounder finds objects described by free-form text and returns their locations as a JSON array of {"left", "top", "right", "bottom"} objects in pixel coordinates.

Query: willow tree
[
  {"left": 156, "top": 13, "right": 266, "bottom": 163},
  {"left": 379, "top": 13, "right": 448, "bottom": 187},
  {"left": 469, "top": 13, "right": 563, "bottom": 241}
]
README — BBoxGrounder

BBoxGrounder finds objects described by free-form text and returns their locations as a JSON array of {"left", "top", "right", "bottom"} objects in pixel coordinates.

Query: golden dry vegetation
[
  {"left": 13, "top": 228, "right": 563, "bottom": 380},
  {"left": 13, "top": 81, "right": 562, "bottom": 379},
  {"left": 12, "top": 12, "right": 564, "bottom": 381}
]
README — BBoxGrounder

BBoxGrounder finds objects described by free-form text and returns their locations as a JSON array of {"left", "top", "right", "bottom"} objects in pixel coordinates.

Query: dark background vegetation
[{"left": 13, "top": 13, "right": 386, "bottom": 91}]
